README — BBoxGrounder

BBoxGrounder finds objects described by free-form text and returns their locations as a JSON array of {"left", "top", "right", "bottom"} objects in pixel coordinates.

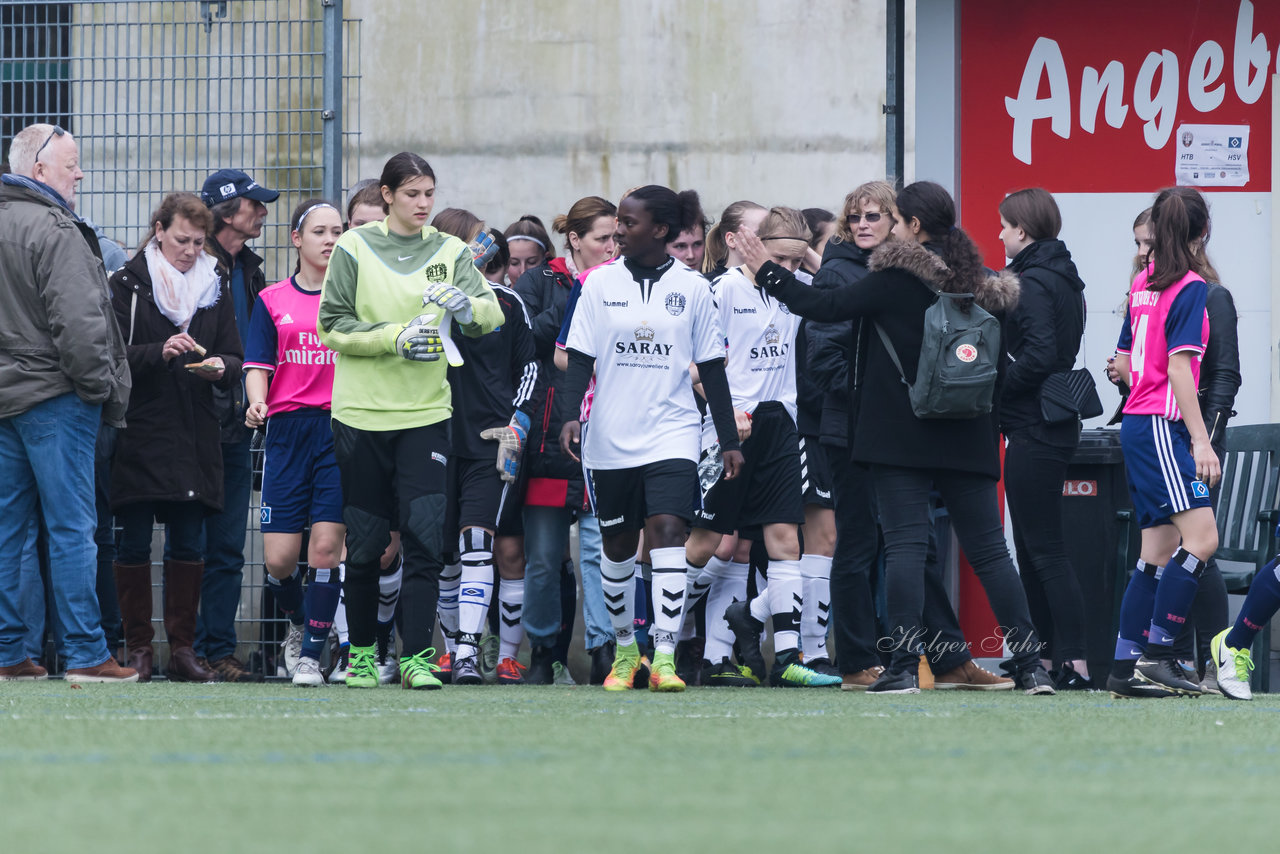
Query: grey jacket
[{"left": 0, "top": 183, "right": 130, "bottom": 425}]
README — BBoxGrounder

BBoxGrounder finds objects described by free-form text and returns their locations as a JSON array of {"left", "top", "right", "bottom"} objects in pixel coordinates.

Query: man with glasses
[
  {"left": 194, "top": 168, "right": 279, "bottom": 681},
  {"left": 0, "top": 122, "right": 137, "bottom": 682}
]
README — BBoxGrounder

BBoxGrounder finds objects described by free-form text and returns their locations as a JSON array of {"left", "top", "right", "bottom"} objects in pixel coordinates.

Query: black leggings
[
  {"left": 873, "top": 464, "right": 1042, "bottom": 674},
  {"left": 332, "top": 419, "right": 449, "bottom": 657},
  {"left": 1004, "top": 428, "right": 1088, "bottom": 664}
]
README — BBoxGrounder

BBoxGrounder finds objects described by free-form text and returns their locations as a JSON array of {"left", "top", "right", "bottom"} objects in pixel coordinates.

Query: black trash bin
[{"left": 1058, "top": 428, "right": 1139, "bottom": 684}]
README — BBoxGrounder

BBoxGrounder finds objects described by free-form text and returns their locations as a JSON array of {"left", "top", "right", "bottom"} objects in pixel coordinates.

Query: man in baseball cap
[{"left": 196, "top": 167, "right": 277, "bottom": 682}]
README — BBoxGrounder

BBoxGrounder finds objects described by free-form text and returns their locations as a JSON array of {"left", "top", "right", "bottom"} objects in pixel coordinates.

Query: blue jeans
[
  {"left": 18, "top": 516, "right": 47, "bottom": 661},
  {"left": 0, "top": 393, "right": 110, "bottom": 669},
  {"left": 195, "top": 438, "right": 251, "bottom": 661},
  {"left": 522, "top": 506, "right": 610, "bottom": 650}
]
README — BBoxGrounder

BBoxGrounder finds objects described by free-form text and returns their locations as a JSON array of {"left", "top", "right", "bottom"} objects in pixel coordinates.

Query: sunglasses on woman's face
[{"left": 847, "top": 212, "right": 883, "bottom": 225}]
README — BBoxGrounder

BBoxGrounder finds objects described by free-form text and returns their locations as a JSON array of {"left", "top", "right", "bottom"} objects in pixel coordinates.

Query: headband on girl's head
[
  {"left": 295, "top": 202, "right": 338, "bottom": 231},
  {"left": 507, "top": 235, "right": 546, "bottom": 250},
  {"left": 762, "top": 235, "right": 809, "bottom": 242}
]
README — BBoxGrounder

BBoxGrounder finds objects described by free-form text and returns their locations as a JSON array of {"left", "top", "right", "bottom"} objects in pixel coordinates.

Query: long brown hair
[
  {"left": 1147, "top": 187, "right": 1210, "bottom": 291},
  {"left": 138, "top": 191, "right": 212, "bottom": 254},
  {"left": 895, "top": 181, "right": 985, "bottom": 293}
]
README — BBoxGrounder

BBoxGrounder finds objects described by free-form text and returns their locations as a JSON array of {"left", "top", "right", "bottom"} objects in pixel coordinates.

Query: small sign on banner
[
  {"left": 1062, "top": 480, "right": 1097, "bottom": 497},
  {"left": 1175, "top": 124, "right": 1250, "bottom": 187}
]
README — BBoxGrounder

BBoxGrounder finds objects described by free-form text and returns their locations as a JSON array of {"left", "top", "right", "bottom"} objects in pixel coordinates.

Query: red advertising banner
[{"left": 959, "top": 0, "right": 1277, "bottom": 261}]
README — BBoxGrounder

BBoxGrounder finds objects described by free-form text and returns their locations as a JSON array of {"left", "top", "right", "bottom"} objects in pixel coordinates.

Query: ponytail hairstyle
[
  {"left": 504, "top": 215, "right": 554, "bottom": 262},
  {"left": 627, "top": 185, "right": 703, "bottom": 244},
  {"left": 552, "top": 196, "right": 617, "bottom": 254},
  {"left": 703, "top": 200, "right": 766, "bottom": 274},
  {"left": 430, "top": 207, "right": 484, "bottom": 243},
  {"left": 1147, "top": 186, "right": 1209, "bottom": 291},
  {"left": 289, "top": 196, "right": 340, "bottom": 274},
  {"left": 757, "top": 206, "right": 813, "bottom": 244},
  {"left": 997, "top": 188, "right": 1061, "bottom": 241},
  {"left": 379, "top": 151, "right": 435, "bottom": 194},
  {"left": 895, "top": 180, "right": 985, "bottom": 293},
  {"left": 483, "top": 228, "right": 509, "bottom": 279}
]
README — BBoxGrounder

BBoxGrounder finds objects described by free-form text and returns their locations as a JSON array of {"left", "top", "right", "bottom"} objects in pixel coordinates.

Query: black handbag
[{"left": 1040, "top": 368, "right": 1104, "bottom": 424}]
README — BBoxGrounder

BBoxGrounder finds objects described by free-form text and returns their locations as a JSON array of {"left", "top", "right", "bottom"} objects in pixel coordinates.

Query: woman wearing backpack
[
  {"left": 996, "top": 188, "right": 1092, "bottom": 690},
  {"left": 738, "top": 181, "right": 1054, "bottom": 695}
]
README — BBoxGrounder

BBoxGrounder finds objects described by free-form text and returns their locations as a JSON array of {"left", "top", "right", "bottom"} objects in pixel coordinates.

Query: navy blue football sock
[
  {"left": 1113, "top": 559, "right": 1155, "bottom": 660},
  {"left": 1146, "top": 548, "right": 1205, "bottom": 654},
  {"left": 1225, "top": 557, "right": 1280, "bottom": 651},
  {"left": 301, "top": 569, "right": 341, "bottom": 661},
  {"left": 267, "top": 568, "right": 306, "bottom": 626}
]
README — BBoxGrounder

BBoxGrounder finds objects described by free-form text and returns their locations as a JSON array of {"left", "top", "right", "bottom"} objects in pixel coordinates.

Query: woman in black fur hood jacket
[{"left": 739, "top": 181, "right": 1055, "bottom": 696}]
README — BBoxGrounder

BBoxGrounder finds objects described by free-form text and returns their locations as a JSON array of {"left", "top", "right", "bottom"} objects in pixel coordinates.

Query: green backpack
[{"left": 874, "top": 283, "right": 1000, "bottom": 420}]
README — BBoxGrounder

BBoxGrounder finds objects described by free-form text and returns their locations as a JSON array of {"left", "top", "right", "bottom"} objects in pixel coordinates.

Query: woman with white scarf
[{"left": 108, "top": 192, "right": 243, "bottom": 683}]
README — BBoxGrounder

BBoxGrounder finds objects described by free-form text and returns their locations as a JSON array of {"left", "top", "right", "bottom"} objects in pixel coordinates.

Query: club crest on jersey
[
  {"left": 664, "top": 291, "right": 686, "bottom": 316},
  {"left": 777, "top": 302, "right": 790, "bottom": 315},
  {"left": 424, "top": 263, "right": 448, "bottom": 282},
  {"left": 955, "top": 343, "right": 978, "bottom": 363}
]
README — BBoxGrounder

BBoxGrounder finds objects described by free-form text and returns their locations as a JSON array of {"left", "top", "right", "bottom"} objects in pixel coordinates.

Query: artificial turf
[{"left": 3, "top": 682, "right": 1276, "bottom": 853}]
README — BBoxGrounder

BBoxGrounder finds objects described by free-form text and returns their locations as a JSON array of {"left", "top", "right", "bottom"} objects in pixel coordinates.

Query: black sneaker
[
  {"left": 1016, "top": 665, "right": 1057, "bottom": 695},
  {"left": 589, "top": 641, "right": 615, "bottom": 686},
  {"left": 867, "top": 668, "right": 920, "bottom": 694},
  {"left": 803, "top": 657, "right": 842, "bottom": 678},
  {"left": 724, "top": 602, "right": 767, "bottom": 683},
  {"left": 453, "top": 654, "right": 484, "bottom": 686},
  {"left": 525, "top": 645, "right": 554, "bottom": 685},
  {"left": 1135, "top": 655, "right": 1203, "bottom": 696},
  {"left": 1052, "top": 662, "right": 1095, "bottom": 691},
  {"left": 700, "top": 657, "right": 760, "bottom": 687},
  {"left": 675, "top": 638, "right": 703, "bottom": 686},
  {"left": 1106, "top": 672, "right": 1175, "bottom": 699}
]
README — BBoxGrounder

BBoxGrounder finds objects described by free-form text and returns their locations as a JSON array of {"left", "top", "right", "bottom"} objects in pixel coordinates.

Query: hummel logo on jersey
[
  {"left": 397, "top": 254, "right": 414, "bottom": 262},
  {"left": 733, "top": 307, "right": 756, "bottom": 314},
  {"left": 279, "top": 313, "right": 294, "bottom": 325},
  {"left": 604, "top": 299, "right": 629, "bottom": 307},
  {"left": 424, "top": 263, "right": 448, "bottom": 282},
  {"left": 601, "top": 516, "right": 625, "bottom": 527}
]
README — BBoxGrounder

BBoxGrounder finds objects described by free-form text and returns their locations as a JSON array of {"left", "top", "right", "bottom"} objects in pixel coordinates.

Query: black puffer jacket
[
  {"left": 805, "top": 238, "right": 873, "bottom": 448},
  {"left": 999, "top": 239, "right": 1086, "bottom": 433},
  {"left": 513, "top": 261, "right": 588, "bottom": 511},
  {"left": 109, "top": 251, "right": 243, "bottom": 512},
  {"left": 1199, "top": 282, "right": 1241, "bottom": 450}
]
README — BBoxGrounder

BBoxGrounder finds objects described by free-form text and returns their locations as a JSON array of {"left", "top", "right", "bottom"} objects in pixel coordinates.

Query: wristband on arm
[{"left": 696, "top": 357, "right": 740, "bottom": 453}]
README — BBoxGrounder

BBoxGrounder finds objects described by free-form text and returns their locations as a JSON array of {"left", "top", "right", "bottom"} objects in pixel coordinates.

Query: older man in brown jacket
[{"left": 0, "top": 122, "right": 136, "bottom": 682}]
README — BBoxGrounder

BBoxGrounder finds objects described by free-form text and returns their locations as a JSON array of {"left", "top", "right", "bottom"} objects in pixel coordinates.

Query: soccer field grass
[{"left": 3, "top": 683, "right": 1275, "bottom": 854}]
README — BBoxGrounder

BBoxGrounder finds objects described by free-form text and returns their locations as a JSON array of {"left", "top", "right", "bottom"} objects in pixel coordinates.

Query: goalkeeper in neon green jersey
[{"left": 318, "top": 151, "right": 501, "bottom": 689}]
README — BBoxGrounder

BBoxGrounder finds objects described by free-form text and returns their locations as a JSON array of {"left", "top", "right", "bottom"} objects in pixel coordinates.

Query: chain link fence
[{"left": 2, "top": 0, "right": 361, "bottom": 676}]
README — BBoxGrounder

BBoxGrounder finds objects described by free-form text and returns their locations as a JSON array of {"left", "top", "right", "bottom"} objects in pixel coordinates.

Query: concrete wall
[{"left": 347, "top": 0, "right": 912, "bottom": 232}]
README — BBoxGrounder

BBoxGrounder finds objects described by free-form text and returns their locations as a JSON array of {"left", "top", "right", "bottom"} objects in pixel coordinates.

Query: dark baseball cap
[{"left": 200, "top": 169, "right": 280, "bottom": 207}]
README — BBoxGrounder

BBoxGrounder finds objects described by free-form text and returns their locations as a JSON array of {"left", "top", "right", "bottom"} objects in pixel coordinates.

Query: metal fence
[{"left": 2, "top": 0, "right": 362, "bottom": 676}]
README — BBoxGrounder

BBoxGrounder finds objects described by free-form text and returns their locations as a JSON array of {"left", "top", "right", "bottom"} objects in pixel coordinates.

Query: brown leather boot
[
  {"left": 163, "top": 560, "right": 218, "bottom": 683},
  {"left": 113, "top": 561, "right": 155, "bottom": 682}
]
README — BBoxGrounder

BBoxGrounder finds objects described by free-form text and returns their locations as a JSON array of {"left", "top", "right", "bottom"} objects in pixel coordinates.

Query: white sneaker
[
  {"left": 1210, "top": 629, "right": 1254, "bottom": 701},
  {"left": 292, "top": 656, "right": 325, "bottom": 687},
  {"left": 329, "top": 646, "right": 350, "bottom": 684},
  {"left": 281, "top": 623, "right": 304, "bottom": 677},
  {"left": 376, "top": 642, "right": 399, "bottom": 685}
]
